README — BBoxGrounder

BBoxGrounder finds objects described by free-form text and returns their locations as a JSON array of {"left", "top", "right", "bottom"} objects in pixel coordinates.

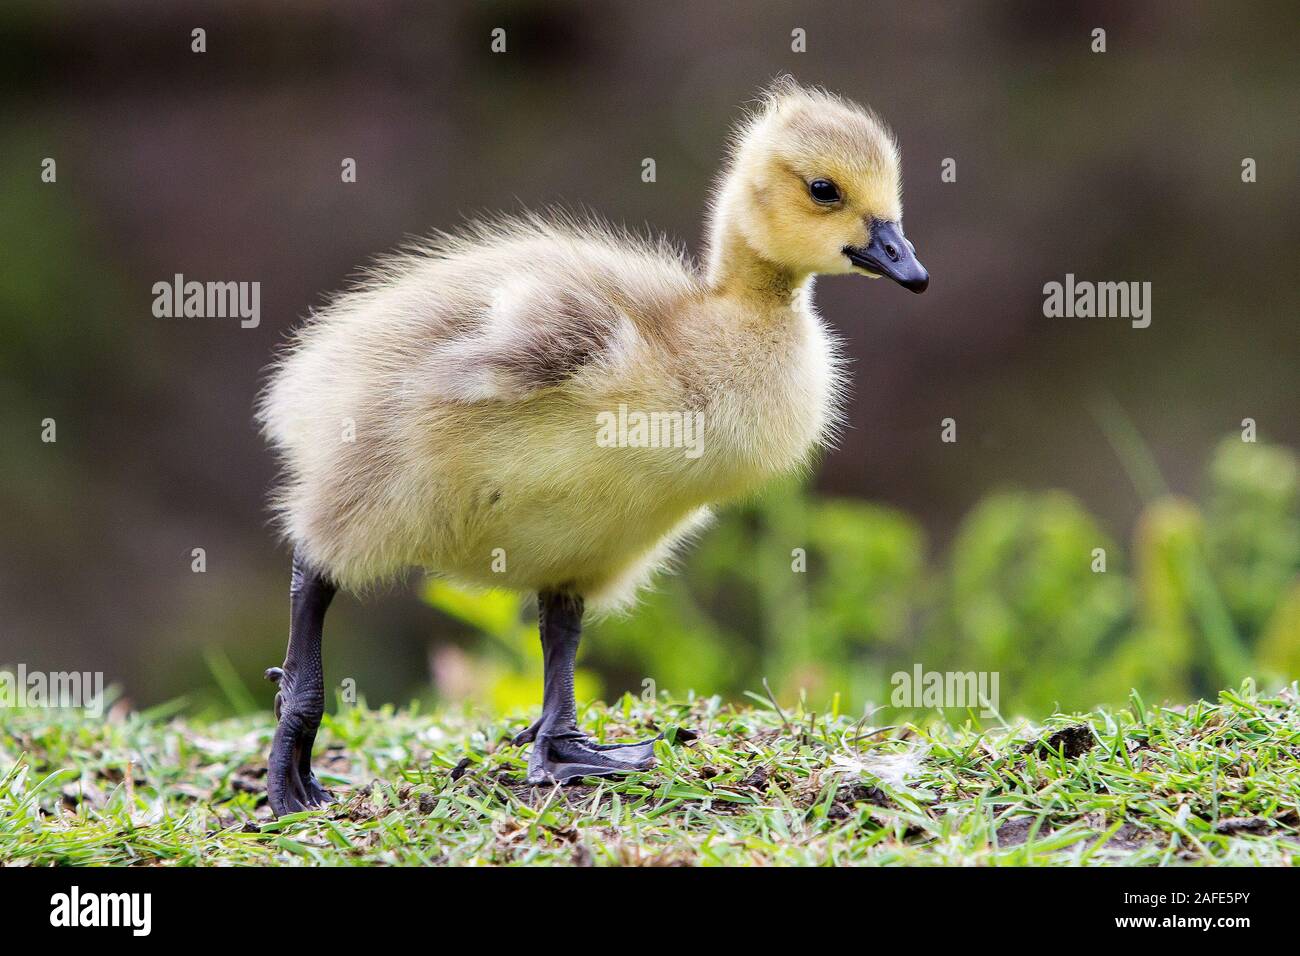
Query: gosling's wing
[
  {"left": 419, "top": 277, "right": 636, "bottom": 402},
  {"left": 409, "top": 218, "right": 699, "bottom": 403}
]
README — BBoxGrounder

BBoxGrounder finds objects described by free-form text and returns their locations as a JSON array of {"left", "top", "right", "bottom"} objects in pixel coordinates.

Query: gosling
[{"left": 256, "top": 78, "right": 928, "bottom": 814}]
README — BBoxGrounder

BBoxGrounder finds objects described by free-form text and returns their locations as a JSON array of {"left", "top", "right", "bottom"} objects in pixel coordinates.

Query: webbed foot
[{"left": 523, "top": 726, "right": 698, "bottom": 784}]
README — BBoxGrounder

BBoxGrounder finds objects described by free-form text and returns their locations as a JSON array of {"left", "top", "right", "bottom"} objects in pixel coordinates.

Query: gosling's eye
[{"left": 808, "top": 179, "right": 841, "bottom": 205}]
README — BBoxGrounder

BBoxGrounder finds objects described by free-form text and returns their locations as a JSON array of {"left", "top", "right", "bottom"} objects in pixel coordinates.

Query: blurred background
[{"left": 1, "top": 0, "right": 1296, "bottom": 721}]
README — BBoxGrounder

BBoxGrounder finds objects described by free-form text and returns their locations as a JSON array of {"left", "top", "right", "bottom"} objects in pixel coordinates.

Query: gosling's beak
[{"left": 844, "top": 219, "right": 929, "bottom": 293}]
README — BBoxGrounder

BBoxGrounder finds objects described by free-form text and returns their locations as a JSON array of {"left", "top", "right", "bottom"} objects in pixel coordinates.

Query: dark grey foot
[
  {"left": 526, "top": 730, "right": 657, "bottom": 785},
  {"left": 523, "top": 727, "right": 698, "bottom": 784},
  {"left": 265, "top": 666, "right": 331, "bottom": 815}
]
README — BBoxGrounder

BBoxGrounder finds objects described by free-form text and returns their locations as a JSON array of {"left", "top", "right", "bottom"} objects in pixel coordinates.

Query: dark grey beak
[{"left": 844, "top": 219, "right": 929, "bottom": 293}]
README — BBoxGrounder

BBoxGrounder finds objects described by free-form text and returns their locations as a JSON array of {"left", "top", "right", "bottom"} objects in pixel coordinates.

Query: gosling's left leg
[
  {"left": 264, "top": 551, "right": 336, "bottom": 815},
  {"left": 521, "top": 590, "right": 673, "bottom": 784}
]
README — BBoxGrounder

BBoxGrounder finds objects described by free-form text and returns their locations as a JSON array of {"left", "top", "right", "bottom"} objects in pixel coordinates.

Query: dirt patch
[
  {"left": 838, "top": 781, "right": 890, "bottom": 805},
  {"left": 1023, "top": 724, "right": 1095, "bottom": 759},
  {"left": 334, "top": 784, "right": 380, "bottom": 822},
  {"left": 996, "top": 815, "right": 1156, "bottom": 852},
  {"left": 824, "top": 781, "right": 893, "bottom": 822},
  {"left": 739, "top": 766, "right": 770, "bottom": 791},
  {"left": 995, "top": 817, "right": 1040, "bottom": 847},
  {"left": 1092, "top": 822, "right": 1152, "bottom": 852},
  {"left": 502, "top": 780, "right": 601, "bottom": 806},
  {"left": 1214, "top": 816, "right": 1272, "bottom": 835},
  {"left": 318, "top": 745, "right": 352, "bottom": 774}
]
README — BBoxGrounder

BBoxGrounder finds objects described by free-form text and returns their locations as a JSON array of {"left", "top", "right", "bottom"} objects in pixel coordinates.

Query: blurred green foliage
[{"left": 426, "top": 437, "right": 1299, "bottom": 719}]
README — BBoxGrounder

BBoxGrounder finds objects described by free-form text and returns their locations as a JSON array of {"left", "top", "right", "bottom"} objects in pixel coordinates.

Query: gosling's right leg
[
  {"left": 264, "top": 550, "right": 336, "bottom": 815},
  {"left": 521, "top": 590, "right": 681, "bottom": 784}
]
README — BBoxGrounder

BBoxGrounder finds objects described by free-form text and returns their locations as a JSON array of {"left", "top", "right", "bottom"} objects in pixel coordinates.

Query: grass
[{"left": 1, "top": 682, "right": 1298, "bottom": 866}]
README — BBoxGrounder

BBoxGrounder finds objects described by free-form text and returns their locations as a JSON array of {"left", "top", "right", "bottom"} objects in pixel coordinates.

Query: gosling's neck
[
  {"left": 704, "top": 219, "right": 811, "bottom": 309},
  {"left": 707, "top": 241, "right": 800, "bottom": 304}
]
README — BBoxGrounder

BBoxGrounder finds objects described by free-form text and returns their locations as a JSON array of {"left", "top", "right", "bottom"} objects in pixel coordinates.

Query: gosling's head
[{"left": 713, "top": 77, "right": 928, "bottom": 293}]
